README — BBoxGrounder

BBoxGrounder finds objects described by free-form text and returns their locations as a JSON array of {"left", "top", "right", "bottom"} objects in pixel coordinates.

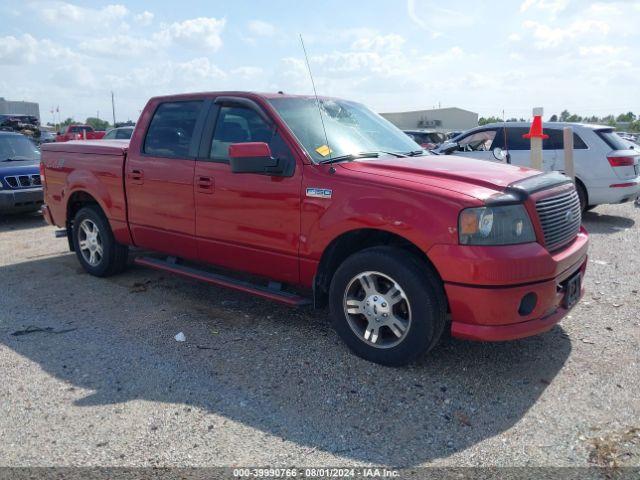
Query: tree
[
  {"left": 60, "top": 117, "right": 76, "bottom": 128},
  {"left": 478, "top": 116, "right": 503, "bottom": 126},
  {"left": 616, "top": 112, "right": 636, "bottom": 123},
  {"left": 85, "top": 117, "right": 110, "bottom": 131},
  {"left": 549, "top": 114, "right": 558, "bottom": 122},
  {"left": 559, "top": 110, "right": 571, "bottom": 122}
]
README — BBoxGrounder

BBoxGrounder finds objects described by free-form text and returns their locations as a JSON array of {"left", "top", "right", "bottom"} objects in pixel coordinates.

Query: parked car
[
  {"left": 38, "top": 129, "right": 56, "bottom": 144},
  {"left": 403, "top": 129, "right": 446, "bottom": 149},
  {"left": 102, "top": 126, "right": 134, "bottom": 140},
  {"left": 435, "top": 122, "right": 640, "bottom": 211},
  {"left": 41, "top": 92, "right": 588, "bottom": 366},
  {"left": 0, "top": 132, "right": 43, "bottom": 214},
  {"left": 56, "top": 124, "right": 106, "bottom": 142}
]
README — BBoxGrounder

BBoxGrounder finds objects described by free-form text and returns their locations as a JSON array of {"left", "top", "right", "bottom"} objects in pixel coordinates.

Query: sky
[{"left": 1, "top": 0, "right": 639, "bottom": 125}]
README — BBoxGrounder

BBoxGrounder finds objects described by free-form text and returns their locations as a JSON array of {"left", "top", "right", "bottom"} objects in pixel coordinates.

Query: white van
[{"left": 436, "top": 122, "right": 640, "bottom": 211}]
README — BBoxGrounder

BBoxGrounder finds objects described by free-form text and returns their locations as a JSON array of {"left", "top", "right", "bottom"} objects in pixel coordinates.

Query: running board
[{"left": 134, "top": 256, "right": 311, "bottom": 307}]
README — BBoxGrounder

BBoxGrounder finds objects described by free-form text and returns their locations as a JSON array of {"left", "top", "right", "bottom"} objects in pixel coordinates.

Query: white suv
[{"left": 435, "top": 122, "right": 640, "bottom": 211}]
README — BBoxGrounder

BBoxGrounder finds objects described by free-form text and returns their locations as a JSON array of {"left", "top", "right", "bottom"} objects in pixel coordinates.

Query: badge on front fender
[{"left": 306, "top": 187, "right": 332, "bottom": 199}]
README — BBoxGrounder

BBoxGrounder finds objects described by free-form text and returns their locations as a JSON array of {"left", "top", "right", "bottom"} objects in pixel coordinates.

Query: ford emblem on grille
[{"left": 565, "top": 210, "right": 574, "bottom": 223}]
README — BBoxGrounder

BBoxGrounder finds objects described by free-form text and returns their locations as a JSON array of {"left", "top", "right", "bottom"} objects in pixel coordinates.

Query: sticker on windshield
[{"left": 315, "top": 145, "right": 332, "bottom": 157}]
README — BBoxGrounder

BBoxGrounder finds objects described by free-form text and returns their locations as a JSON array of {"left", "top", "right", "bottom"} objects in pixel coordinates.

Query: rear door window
[
  {"left": 144, "top": 101, "right": 203, "bottom": 158},
  {"left": 504, "top": 127, "right": 530, "bottom": 150}
]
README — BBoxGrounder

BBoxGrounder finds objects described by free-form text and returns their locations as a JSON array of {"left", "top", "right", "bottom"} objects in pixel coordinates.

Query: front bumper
[
  {"left": 429, "top": 227, "right": 589, "bottom": 341},
  {"left": 0, "top": 188, "right": 43, "bottom": 213}
]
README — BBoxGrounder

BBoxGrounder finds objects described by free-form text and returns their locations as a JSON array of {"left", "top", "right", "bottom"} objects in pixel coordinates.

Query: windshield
[
  {"left": 0, "top": 135, "right": 41, "bottom": 161},
  {"left": 268, "top": 97, "right": 421, "bottom": 162}
]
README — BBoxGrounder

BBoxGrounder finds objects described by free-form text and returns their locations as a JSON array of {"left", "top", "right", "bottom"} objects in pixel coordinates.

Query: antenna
[{"left": 299, "top": 34, "right": 332, "bottom": 161}]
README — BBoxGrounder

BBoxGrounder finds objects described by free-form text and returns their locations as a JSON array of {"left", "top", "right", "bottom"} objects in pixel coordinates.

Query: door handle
[
  {"left": 197, "top": 175, "right": 214, "bottom": 193},
  {"left": 129, "top": 169, "right": 144, "bottom": 184}
]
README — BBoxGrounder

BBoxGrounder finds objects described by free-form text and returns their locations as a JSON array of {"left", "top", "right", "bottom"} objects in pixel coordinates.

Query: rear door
[
  {"left": 193, "top": 97, "right": 302, "bottom": 284},
  {"left": 125, "top": 99, "right": 207, "bottom": 260}
]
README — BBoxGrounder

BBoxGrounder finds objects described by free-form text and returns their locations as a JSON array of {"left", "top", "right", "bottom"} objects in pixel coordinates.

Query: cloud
[
  {"left": 247, "top": 20, "right": 275, "bottom": 37},
  {"left": 351, "top": 34, "right": 405, "bottom": 52},
  {"left": 135, "top": 11, "right": 154, "bottom": 26},
  {"left": 155, "top": 17, "right": 226, "bottom": 51},
  {"left": 79, "top": 35, "right": 157, "bottom": 58},
  {"left": 520, "top": 0, "right": 569, "bottom": 15},
  {"left": 0, "top": 34, "right": 78, "bottom": 65},
  {"left": 39, "top": 2, "right": 129, "bottom": 25},
  {"left": 0, "top": 34, "right": 38, "bottom": 65},
  {"left": 231, "top": 66, "right": 264, "bottom": 78},
  {"left": 523, "top": 18, "right": 610, "bottom": 48}
]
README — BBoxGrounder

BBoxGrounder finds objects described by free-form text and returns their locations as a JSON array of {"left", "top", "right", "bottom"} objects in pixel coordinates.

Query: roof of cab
[{"left": 146, "top": 91, "right": 337, "bottom": 102}]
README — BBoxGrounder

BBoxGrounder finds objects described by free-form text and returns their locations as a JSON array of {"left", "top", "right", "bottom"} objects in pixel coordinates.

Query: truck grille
[
  {"left": 535, "top": 190, "right": 581, "bottom": 252},
  {"left": 4, "top": 174, "right": 41, "bottom": 189}
]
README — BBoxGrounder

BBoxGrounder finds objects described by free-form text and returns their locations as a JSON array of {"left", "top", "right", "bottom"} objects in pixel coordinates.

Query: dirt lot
[{"left": 0, "top": 204, "right": 638, "bottom": 468}]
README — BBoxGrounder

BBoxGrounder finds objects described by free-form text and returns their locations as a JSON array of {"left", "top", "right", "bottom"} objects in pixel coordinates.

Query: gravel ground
[{"left": 0, "top": 204, "right": 638, "bottom": 468}]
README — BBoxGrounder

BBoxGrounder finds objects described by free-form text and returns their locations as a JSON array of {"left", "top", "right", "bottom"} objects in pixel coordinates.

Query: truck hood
[{"left": 338, "top": 155, "right": 539, "bottom": 201}]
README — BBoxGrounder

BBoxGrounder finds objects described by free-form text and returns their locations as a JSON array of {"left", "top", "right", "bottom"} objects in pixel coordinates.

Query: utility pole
[{"left": 111, "top": 91, "right": 116, "bottom": 127}]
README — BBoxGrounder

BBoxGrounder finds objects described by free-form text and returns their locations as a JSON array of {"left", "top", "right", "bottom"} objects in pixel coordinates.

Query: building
[
  {"left": 0, "top": 97, "right": 40, "bottom": 120},
  {"left": 380, "top": 107, "right": 478, "bottom": 133}
]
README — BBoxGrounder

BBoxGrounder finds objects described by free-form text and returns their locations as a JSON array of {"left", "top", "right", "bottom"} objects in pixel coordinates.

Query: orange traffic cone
[{"left": 523, "top": 115, "right": 549, "bottom": 139}]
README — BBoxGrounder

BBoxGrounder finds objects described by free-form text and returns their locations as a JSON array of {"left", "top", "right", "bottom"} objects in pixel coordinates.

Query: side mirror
[
  {"left": 493, "top": 147, "right": 511, "bottom": 163},
  {"left": 228, "top": 142, "right": 284, "bottom": 175}
]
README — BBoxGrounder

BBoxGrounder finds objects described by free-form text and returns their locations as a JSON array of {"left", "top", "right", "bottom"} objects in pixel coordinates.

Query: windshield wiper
[
  {"left": 318, "top": 152, "right": 380, "bottom": 165},
  {"left": 403, "top": 150, "right": 427, "bottom": 157}
]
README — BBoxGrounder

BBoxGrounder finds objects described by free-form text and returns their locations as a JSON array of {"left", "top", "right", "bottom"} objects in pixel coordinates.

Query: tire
[
  {"left": 576, "top": 181, "right": 588, "bottom": 213},
  {"left": 72, "top": 205, "right": 128, "bottom": 277},
  {"left": 329, "top": 246, "right": 447, "bottom": 366}
]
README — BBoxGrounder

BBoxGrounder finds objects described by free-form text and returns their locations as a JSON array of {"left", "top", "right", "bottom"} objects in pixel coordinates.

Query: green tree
[
  {"left": 85, "top": 117, "right": 111, "bottom": 131},
  {"left": 616, "top": 112, "right": 636, "bottom": 123},
  {"left": 559, "top": 110, "right": 571, "bottom": 122},
  {"left": 478, "top": 116, "right": 503, "bottom": 126},
  {"left": 549, "top": 114, "right": 558, "bottom": 122}
]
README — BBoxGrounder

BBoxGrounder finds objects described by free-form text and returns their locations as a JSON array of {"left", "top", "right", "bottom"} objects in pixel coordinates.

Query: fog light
[{"left": 518, "top": 293, "right": 537, "bottom": 316}]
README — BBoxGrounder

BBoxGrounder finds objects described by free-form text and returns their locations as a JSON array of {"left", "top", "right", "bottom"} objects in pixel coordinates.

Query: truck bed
[{"left": 41, "top": 140, "right": 131, "bottom": 243}]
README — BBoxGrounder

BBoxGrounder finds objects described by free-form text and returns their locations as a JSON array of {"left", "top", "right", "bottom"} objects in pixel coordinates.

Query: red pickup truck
[
  {"left": 55, "top": 124, "right": 106, "bottom": 142},
  {"left": 41, "top": 92, "right": 588, "bottom": 365}
]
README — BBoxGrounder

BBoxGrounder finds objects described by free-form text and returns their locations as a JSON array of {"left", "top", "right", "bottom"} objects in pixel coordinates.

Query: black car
[{"left": 0, "top": 132, "right": 43, "bottom": 214}]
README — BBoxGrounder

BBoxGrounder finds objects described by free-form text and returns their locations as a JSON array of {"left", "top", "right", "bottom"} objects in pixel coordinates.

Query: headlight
[{"left": 459, "top": 204, "right": 535, "bottom": 245}]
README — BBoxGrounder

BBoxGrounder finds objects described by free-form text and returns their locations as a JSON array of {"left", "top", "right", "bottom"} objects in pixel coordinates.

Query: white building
[
  {"left": 380, "top": 107, "right": 478, "bottom": 133},
  {"left": 0, "top": 97, "right": 40, "bottom": 120}
]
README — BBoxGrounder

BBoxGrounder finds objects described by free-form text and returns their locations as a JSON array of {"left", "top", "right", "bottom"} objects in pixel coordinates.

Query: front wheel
[
  {"left": 72, "top": 205, "right": 128, "bottom": 277},
  {"left": 329, "top": 247, "right": 447, "bottom": 366}
]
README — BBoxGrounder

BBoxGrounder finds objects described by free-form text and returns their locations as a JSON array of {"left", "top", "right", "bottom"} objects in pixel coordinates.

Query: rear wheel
[
  {"left": 329, "top": 247, "right": 446, "bottom": 366},
  {"left": 72, "top": 205, "right": 128, "bottom": 277}
]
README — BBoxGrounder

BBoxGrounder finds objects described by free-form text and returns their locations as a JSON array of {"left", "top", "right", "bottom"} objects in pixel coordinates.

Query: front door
[
  {"left": 194, "top": 100, "right": 303, "bottom": 284},
  {"left": 125, "top": 99, "right": 207, "bottom": 260}
]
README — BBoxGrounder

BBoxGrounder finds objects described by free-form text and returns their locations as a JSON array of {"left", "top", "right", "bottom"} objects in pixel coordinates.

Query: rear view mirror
[{"left": 228, "top": 142, "right": 285, "bottom": 175}]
